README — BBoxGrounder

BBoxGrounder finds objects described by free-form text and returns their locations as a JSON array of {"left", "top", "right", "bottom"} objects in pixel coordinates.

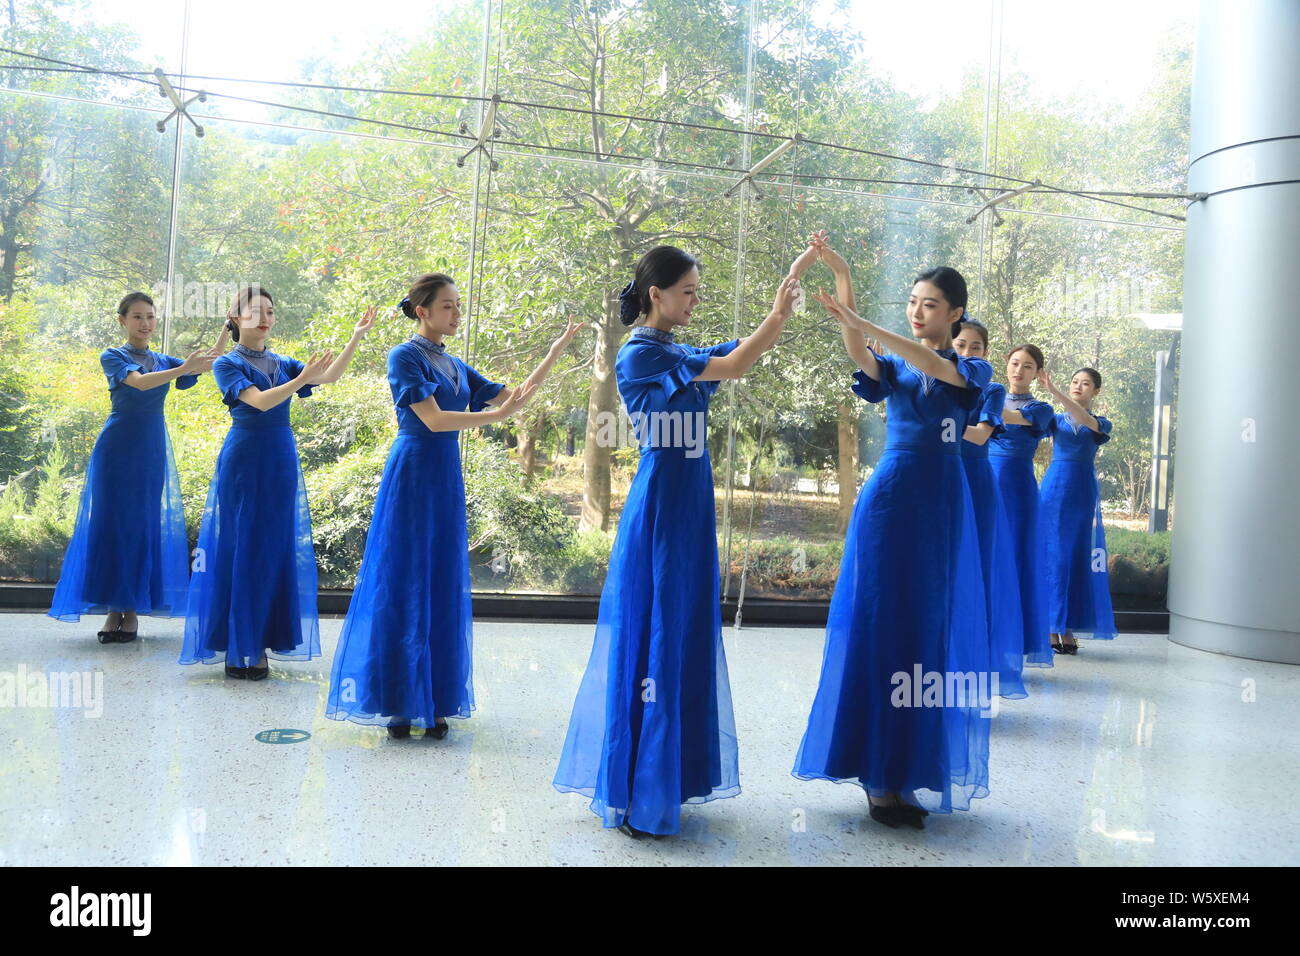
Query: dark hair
[
  {"left": 225, "top": 285, "right": 274, "bottom": 343},
  {"left": 620, "top": 246, "right": 699, "bottom": 326},
  {"left": 1074, "top": 367, "right": 1102, "bottom": 389},
  {"left": 400, "top": 272, "right": 456, "bottom": 320},
  {"left": 956, "top": 320, "right": 988, "bottom": 351},
  {"left": 1007, "top": 343, "right": 1045, "bottom": 371},
  {"left": 913, "top": 266, "right": 968, "bottom": 339},
  {"left": 116, "top": 291, "right": 154, "bottom": 316}
]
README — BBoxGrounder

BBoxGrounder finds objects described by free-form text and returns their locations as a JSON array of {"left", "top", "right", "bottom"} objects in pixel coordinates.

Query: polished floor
[{"left": 1, "top": 613, "right": 1296, "bottom": 866}]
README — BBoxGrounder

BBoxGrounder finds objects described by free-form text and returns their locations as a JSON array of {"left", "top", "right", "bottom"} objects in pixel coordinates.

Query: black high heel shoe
[
  {"left": 387, "top": 722, "right": 411, "bottom": 739},
  {"left": 426, "top": 720, "right": 449, "bottom": 740},
  {"left": 247, "top": 655, "right": 270, "bottom": 681},
  {"left": 618, "top": 821, "right": 656, "bottom": 839},
  {"left": 224, "top": 662, "right": 247, "bottom": 679},
  {"left": 868, "top": 802, "right": 903, "bottom": 829},
  {"left": 897, "top": 805, "right": 927, "bottom": 830},
  {"left": 97, "top": 629, "right": 119, "bottom": 645}
]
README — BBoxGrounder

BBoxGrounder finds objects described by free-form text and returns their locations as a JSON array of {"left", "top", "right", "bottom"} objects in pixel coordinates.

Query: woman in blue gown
[
  {"left": 953, "top": 320, "right": 1027, "bottom": 699},
  {"left": 327, "top": 272, "right": 579, "bottom": 739},
  {"left": 793, "top": 264, "right": 994, "bottom": 830},
  {"left": 554, "top": 245, "right": 800, "bottom": 838},
  {"left": 1039, "top": 367, "right": 1117, "bottom": 652},
  {"left": 49, "top": 292, "right": 222, "bottom": 641},
  {"left": 181, "top": 286, "right": 374, "bottom": 680},
  {"left": 988, "top": 345, "right": 1057, "bottom": 666}
]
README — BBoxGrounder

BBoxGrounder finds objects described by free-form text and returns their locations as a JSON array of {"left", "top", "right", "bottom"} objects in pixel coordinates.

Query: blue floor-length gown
[
  {"left": 180, "top": 347, "right": 320, "bottom": 667},
  {"left": 960, "top": 381, "right": 1027, "bottom": 698},
  {"left": 554, "top": 325, "right": 741, "bottom": 835},
  {"left": 988, "top": 393, "right": 1056, "bottom": 666},
  {"left": 326, "top": 334, "right": 503, "bottom": 728},
  {"left": 48, "top": 346, "right": 197, "bottom": 621},
  {"left": 1040, "top": 411, "right": 1118, "bottom": 640},
  {"left": 793, "top": 347, "right": 994, "bottom": 814}
]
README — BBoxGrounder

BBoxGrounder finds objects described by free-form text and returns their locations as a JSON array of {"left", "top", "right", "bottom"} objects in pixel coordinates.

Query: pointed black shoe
[
  {"left": 868, "top": 803, "right": 903, "bottom": 829},
  {"left": 387, "top": 722, "right": 411, "bottom": 739},
  {"left": 425, "top": 721, "right": 449, "bottom": 740}
]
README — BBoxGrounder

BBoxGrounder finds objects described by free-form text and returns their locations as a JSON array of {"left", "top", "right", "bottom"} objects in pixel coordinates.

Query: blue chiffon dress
[
  {"left": 960, "top": 381, "right": 1027, "bottom": 699},
  {"left": 326, "top": 334, "right": 503, "bottom": 728},
  {"left": 554, "top": 325, "right": 740, "bottom": 835},
  {"left": 1040, "top": 412, "right": 1117, "bottom": 640},
  {"left": 180, "top": 345, "right": 320, "bottom": 667},
  {"left": 793, "top": 348, "right": 994, "bottom": 814},
  {"left": 48, "top": 346, "right": 197, "bottom": 621},
  {"left": 988, "top": 393, "right": 1056, "bottom": 667}
]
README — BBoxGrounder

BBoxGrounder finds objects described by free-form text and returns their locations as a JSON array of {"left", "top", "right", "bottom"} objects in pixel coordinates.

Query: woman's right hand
[
  {"left": 493, "top": 382, "right": 539, "bottom": 420},
  {"left": 179, "top": 349, "right": 216, "bottom": 375},
  {"left": 299, "top": 351, "right": 335, "bottom": 384}
]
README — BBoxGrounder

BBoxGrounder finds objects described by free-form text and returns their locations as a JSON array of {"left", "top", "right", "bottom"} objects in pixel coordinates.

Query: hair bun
[
  {"left": 399, "top": 296, "right": 414, "bottom": 319},
  {"left": 617, "top": 280, "right": 640, "bottom": 326}
]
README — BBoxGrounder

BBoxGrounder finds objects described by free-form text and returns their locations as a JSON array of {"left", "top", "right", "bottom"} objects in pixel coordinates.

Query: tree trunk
[
  {"left": 580, "top": 286, "right": 621, "bottom": 531},
  {"left": 519, "top": 411, "right": 544, "bottom": 480},
  {"left": 836, "top": 400, "right": 859, "bottom": 534}
]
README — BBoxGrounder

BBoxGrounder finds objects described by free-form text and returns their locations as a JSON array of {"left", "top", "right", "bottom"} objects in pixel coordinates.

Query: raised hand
[
  {"left": 772, "top": 274, "right": 801, "bottom": 320},
  {"left": 301, "top": 351, "right": 336, "bottom": 384},
  {"left": 809, "top": 229, "right": 850, "bottom": 274},
  {"left": 179, "top": 348, "right": 216, "bottom": 375},
  {"left": 1037, "top": 368, "right": 1056, "bottom": 393},
  {"left": 555, "top": 314, "right": 585, "bottom": 349},
  {"left": 354, "top": 306, "right": 378, "bottom": 336}
]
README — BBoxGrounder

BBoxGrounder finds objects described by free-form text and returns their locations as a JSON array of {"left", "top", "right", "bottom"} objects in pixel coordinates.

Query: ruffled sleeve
[
  {"left": 464, "top": 361, "right": 505, "bottom": 412},
  {"left": 941, "top": 355, "right": 992, "bottom": 410},
  {"left": 687, "top": 339, "right": 740, "bottom": 398},
  {"left": 1021, "top": 400, "right": 1056, "bottom": 436},
  {"left": 159, "top": 353, "right": 199, "bottom": 390},
  {"left": 100, "top": 348, "right": 144, "bottom": 390},
  {"left": 213, "top": 355, "right": 256, "bottom": 407},
  {"left": 973, "top": 381, "right": 1005, "bottom": 435},
  {"left": 1092, "top": 415, "right": 1113, "bottom": 445},
  {"left": 850, "top": 350, "right": 895, "bottom": 404},
  {"left": 619, "top": 338, "right": 739, "bottom": 401},
  {"left": 388, "top": 345, "right": 440, "bottom": 409},
  {"left": 280, "top": 356, "right": 317, "bottom": 399}
]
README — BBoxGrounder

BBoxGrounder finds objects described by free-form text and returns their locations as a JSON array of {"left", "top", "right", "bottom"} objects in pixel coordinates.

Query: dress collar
[
  {"left": 409, "top": 332, "right": 448, "bottom": 355},
  {"left": 632, "top": 325, "right": 677, "bottom": 345},
  {"left": 234, "top": 343, "right": 270, "bottom": 360},
  {"left": 123, "top": 344, "right": 152, "bottom": 357}
]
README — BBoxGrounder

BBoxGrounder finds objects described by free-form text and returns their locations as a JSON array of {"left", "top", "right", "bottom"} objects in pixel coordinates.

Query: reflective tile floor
[{"left": 1, "top": 613, "right": 1297, "bottom": 866}]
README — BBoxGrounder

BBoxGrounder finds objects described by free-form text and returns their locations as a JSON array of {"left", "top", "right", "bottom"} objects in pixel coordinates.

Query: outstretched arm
[
  {"left": 1040, "top": 370, "right": 1102, "bottom": 432},
  {"left": 694, "top": 274, "right": 799, "bottom": 381},
  {"left": 487, "top": 316, "right": 584, "bottom": 406},
  {"left": 314, "top": 308, "right": 377, "bottom": 384},
  {"left": 410, "top": 383, "right": 538, "bottom": 433},
  {"left": 813, "top": 291, "right": 966, "bottom": 388}
]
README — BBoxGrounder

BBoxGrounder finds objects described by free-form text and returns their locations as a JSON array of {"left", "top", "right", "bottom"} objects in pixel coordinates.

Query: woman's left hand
[{"left": 354, "top": 306, "right": 378, "bottom": 336}]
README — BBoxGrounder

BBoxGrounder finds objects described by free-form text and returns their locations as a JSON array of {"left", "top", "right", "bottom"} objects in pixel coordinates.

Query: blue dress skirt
[
  {"left": 1040, "top": 412, "right": 1117, "bottom": 639},
  {"left": 554, "top": 329, "right": 740, "bottom": 835},
  {"left": 988, "top": 397, "right": 1056, "bottom": 667},
  {"left": 48, "top": 347, "right": 197, "bottom": 621},
  {"left": 326, "top": 340, "right": 503, "bottom": 728},
  {"left": 180, "top": 351, "right": 320, "bottom": 667},
  {"left": 793, "top": 349, "right": 994, "bottom": 814},
  {"left": 961, "top": 381, "right": 1027, "bottom": 699}
]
